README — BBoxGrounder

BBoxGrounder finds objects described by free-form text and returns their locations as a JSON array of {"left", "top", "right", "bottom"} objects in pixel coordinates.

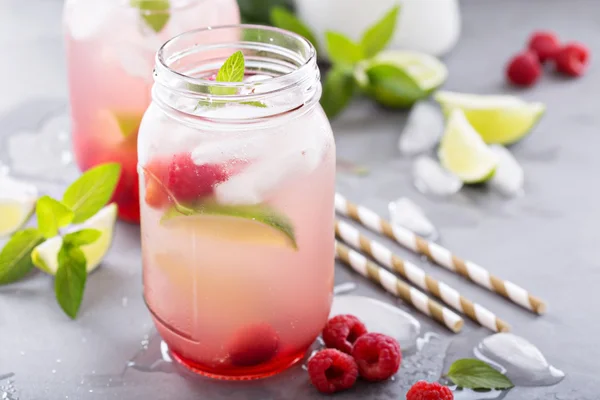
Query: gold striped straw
[
  {"left": 335, "top": 241, "right": 464, "bottom": 333},
  {"left": 335, "top": 193, "right": 546, "bottom": 315},
  {"left": 335, "top": 220, "right": 510, "bottom": 332}
]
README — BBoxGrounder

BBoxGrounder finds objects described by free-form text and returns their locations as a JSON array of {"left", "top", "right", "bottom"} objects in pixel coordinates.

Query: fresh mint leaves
[
  {"left": 363, "top": 63, "right": 427, "bottom": 108},
  {"left": 55, "top": 244, "right": 87, "bottom": 319},
  {"left": 0, "top": 163, "right": 121, "bottom": 319},
  {"left": 36, "top": 196, "right": 74, "bottom": 239},
  {"left": 131, "top": 0, "right": 171, "bottom": 33},
  {"left": 270, "top": 7, "right": 320, "bottom": 53},
  {"left": 62, "top": 163, "right": 121, "bottom": 224},
  {"left": 321, "top": 67, "right": 355, "bottom": 119},
  {"left": 360, "top": 5, "right": 400, "bottom": 58},
  {"left": 446, "top": 359, "right": 514, "bottom": 390},
  {"left": 0, "top": 228, "right": 44, "bottom": 285},
  {"left": 216, "top": 51, "right": 245, "bottom": 84},
  {"left": 325, "top": 32, "right": 364, "bottom": 67}
]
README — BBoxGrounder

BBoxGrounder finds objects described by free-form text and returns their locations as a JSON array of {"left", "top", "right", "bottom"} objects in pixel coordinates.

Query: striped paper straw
[
  {"left": 335, "top": 193, "right": 546, "bottom": 315},
  {"left": 335, "top": 241, "right": 464, "bottom": 333},
  {"left": 335, "top": 220, "right": 510, "bottom": 332}
]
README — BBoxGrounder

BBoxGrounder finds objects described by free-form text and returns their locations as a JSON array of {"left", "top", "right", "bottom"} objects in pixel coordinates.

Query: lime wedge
[
  {"left": 355, "top": 50, "right": 448, "bottom": 108},
  {"left": 32, "top": 204, "right": 117, "bottom": 275},
  {"left": 161, "top": 203, "right": 297, "bottom": 249},
  {"left": 434, "top": 91, "right": 545, "bottom": 145},
  {"left": 0, "top": 177, "right": 37, "bottom": 237},
  {"left": 438, "top": 109, "right": 498, "bottom": 184}
]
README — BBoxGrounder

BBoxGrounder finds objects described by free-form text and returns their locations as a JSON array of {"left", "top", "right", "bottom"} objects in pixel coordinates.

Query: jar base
[{"left": 170, "top": 347, "right": 306, "bottom": 381}]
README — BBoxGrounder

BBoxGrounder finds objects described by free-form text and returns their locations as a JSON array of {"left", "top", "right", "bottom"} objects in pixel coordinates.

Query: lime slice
[
  {"left": 434, "top": 91, "right": 545, "bottom": 145},
  {"left": 32, "top": 204, "right": 117, "bottom": 275},
  {"left": 97, "top": 110, "right": 143, "bottom": 143},
  {"left": 438, "top": 109, "right": 498, "bottom": 184},
  {"left": 355, "top": 50, "right": 448, "bottom": 108},
  {"left": 161, "top": 203, "right": 297, "bottom": 249},
  {"left": 0, "top": 177, "right": 37, "bottom": 237}
]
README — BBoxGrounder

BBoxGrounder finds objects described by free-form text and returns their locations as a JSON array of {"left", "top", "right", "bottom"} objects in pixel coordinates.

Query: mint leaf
[
  {"left": 238, "top": 0, "right": 294, "bottom": 24},
  {"left": 364, "top": 63, "right": 427, "bottom": 108},
  {"left": 270, "top": 7, "right": 320, "bottom": 53},
  {"left": 360, "top": 5, "right": 400, "bottom": 58},
  {"left": 216, "top": 50, "right": 245, "bottom": 83},
  {"left": 446, "top": 359, "right": 514, "bottom": 390},
  {"left": 36, "top": 196, "right": 74, "bottom": 239},
  {"left": 325, "top": 32, "right": 364, "bottom": 66},
  {"left": 320, "top": 67, "right": 355, "bottom": 119},
  {"left": 64, "top": 229, "right": 101, "bottom": 247},
  {"left": 55, "top": 244, "right": 87, "bottom": 319},
  {"left": 241, "top": 101, "right": 268, "bottom": 108},
  {"left": 131, "top": 0, "right": 170, "bottom": 33},
  {"left": 62, "top": 163, "right": 121, "bottom": 224},
  {"left": 0, "top": 228, "right": 44, "bottom": 284}
]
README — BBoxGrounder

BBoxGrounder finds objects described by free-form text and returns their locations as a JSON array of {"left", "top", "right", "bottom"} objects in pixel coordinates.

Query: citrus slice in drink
[
  {"left": 96, "top": 110, "right": 144, "bottom": 146},
  {"left": 161, "top": 203, "right": 297, "bottom": 249},
  {"left": 438, "top": 109, "right": 498, "bottom": 184},
  {"left": 434, "top": 91, "right": 545, "bottom": 145},
  {"left": 354, "top": 50, "right": 448, "bottom": 108},
  {"left": 32, "top": 203, "right": 118, "bottom": 275},
  {"left": 0, "top": 177, "right": 37, "bottom": 237}
]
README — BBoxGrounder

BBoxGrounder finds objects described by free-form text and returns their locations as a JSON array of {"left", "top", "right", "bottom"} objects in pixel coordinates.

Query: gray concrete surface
[{"left": 0, "top": 0, "right": 598, "bottom": 398}]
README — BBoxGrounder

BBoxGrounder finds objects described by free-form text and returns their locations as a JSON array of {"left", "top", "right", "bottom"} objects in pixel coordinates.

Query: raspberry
[
  {"left": 406, "top": 381, "right": 454, "bottom": 400},
  {"left": 166, "top": 153, "right": 228, "bottom": 202},
  {"left": 555, "top": 42, "right": 590, "bottom": 77},
  {"left": 228, "top": 323, "right": 279, "bottom": 367},
  {"left": 528, "top": 31, "right": 561, "bottom": 62},
  {"left": 322, "top": 314, "right": 368, "bottom": 354},
  {"left": 307, "top": 349, "right": 358, "bottom": 394},
  {"left": 351, "top": 333, "right": 401, "bottom": 382},
  {"left": 506, "top": 51, "right": 541, "bottom": 87}
]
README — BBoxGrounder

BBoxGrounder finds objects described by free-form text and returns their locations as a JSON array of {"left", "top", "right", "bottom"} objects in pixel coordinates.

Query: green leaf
[
  {"left": 64, "top": 229, "right": 102, "bottom": 247},
  {"left": 364, "top": 63, "right": 427, "bottom": 108},
  {"left": 446, "top": 359, "right": 514, "bottom": 390},
  {"left": 325, "top": 32, "right": 364, "bottom": 66},
  {"left": 62, "top": 163, "right": 121, "bottom": 224},
  {"left": 270, "top": 7, "right": 319, "bottom": 53},
  {"left": 131, "top": 0, "right": 170, "bottom": 33},
  {"left": 238, "top": 0, "right": 295, "bottom": 24},
  {"left": 320, "top": 67, "right": 355, "bottom": 119},
  {"left": 0, "top": 228, "right": 44, "bottom": 284},
  {"left": 36, "top": 196, "right": 74, "bottom": 239},
  {"left": 216, "top": 50, "right": 245, "bottom": 83},
  {"left": 55, "top": 244, "right": 87, "bottom": 319},
  {"left": 240, "top": 101, "right": 268, "bottom": 108},
  {"left": 360, "top": 5, "right": 400, "bottom": 58}
]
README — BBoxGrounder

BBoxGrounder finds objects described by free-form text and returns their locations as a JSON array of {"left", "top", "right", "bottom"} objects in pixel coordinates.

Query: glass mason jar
[
  {"left": 138, "top": 26, "right": 336, "bottom": 379},
  {"left": 63, "top": 0, "right": 240, "bottom": 223}
]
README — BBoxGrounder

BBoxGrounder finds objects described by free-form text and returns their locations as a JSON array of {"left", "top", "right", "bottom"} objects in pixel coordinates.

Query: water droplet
[
  {"left": 333, "top": 282, "right": 357, "bottom": 295},
  {"left": 56, "top": 359, "right": 61, "bottom": 363},
  {"left": 19, "top": 352, "right": 24, "bottom": 356},
  {"left": 89, "top": 389, "right": 93, "bottom": 393},
  {"left": 51, "top": 370, "right": 56, "bottom": 374}
]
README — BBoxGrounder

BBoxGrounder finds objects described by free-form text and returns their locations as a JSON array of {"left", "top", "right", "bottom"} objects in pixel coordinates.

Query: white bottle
[{"left": 295, "top": 0, "right": 461, "bottom": 57}]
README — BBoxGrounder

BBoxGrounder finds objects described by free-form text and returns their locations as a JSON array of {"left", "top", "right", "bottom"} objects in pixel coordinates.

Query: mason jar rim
[{"left": 155, "top": 24, "right": 317, "bottom": 97}]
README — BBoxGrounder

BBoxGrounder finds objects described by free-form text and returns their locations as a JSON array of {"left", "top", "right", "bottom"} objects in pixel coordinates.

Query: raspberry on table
[
  {"left": 351, "top": 333, "right": 401, "bottom": 382},
  {"left": 228, "top": 323, "right": 279, "bottom": 367},
  {"left": 406, "top": 381, "right": 454, "bottom": 400},
  {"left": 322, "top": 314, "right": 368, "bottom": 354},
  {"left": 307, "top": 349, "right": 359, "bottom": 394},
  {"left": 506, "top": 50, "right": 541, "bottom": 87},
  {"left": 555, "top": 42, "right": 590, "bottom": 77},
  {"left": 528, "top": 31, "right": 561, "bottom": 62}
]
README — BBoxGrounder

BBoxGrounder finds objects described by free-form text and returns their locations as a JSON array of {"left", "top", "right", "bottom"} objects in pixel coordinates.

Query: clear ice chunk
[
  {"left": 412, "top": 156, "right": 463, "bottom": 196},
  {"left": 398, "top": 102, "right": 444, "bottom": 155},
  {"left": 489, "top": 145, "right": 524, "bottom": 197},
  {"left": 389, "top": 197, "right": 437, "bottom": 238},
  {"left": 65, "top": 1, "right": 114, "bottom": 41}
]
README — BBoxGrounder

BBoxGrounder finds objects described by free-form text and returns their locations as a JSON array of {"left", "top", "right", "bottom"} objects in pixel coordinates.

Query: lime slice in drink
[
  {"left": 354, "top": 50, "right": 448, "bottom": 108},
  {"left": 438, "top": 109, "right": 498, "bottom": 184},
  {"left": 0, "top": 177, "right": 37, "bottom": 237},
  {"left": 32, "top": 204, "right": 118, "bottom": 274},
  {"left": 97, "top": 110, "right": 143, "bottom": 143},
  {"left": 161, "top": 203, "right": 297, "bottom": 250},
  {"left": 434, "top": 91, "right": 545, "bottom": 145}
]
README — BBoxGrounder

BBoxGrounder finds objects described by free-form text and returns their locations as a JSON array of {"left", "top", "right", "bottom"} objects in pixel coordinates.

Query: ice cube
[
  {"left": 489, "top": 145, "right": 524, "bottom": 196},
  {"left": 412, "top": 156, "right": 463, "bottom": 196},
  {"left": 399, "top": 102, "right": 444, "bottom": 155},
  {"left": 388, "top": 197, "right": 437, "bottom": 238},
  {"left": 65, "top": 1, "right": 114, "bottom": 41},
  {"left": 115, "top": 45, "right": 154, "bottom": 80}
]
